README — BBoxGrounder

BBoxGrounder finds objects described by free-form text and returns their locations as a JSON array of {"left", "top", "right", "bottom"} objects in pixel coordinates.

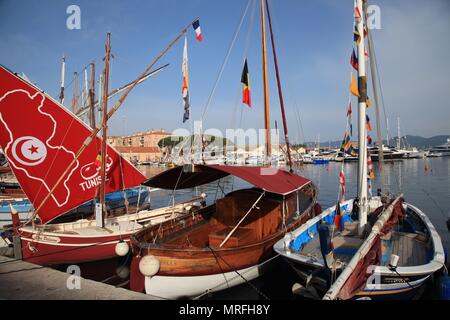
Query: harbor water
[{"left": 53, "top": 157, "right": 450, "bottom": 300}]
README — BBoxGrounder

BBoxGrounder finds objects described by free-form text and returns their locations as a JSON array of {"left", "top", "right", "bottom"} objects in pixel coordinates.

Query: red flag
[
  {"left": 0, "top": 66, "right": 146, "bottom": 223},
  {"left": 346, "top": 102, "right": 352, "bottom": 117},
  {"left": 339, "top": 167, "right": 345, "bottom": 203},
  {"left": 354, "top": 5, "right": 362, "bottom": 21}
]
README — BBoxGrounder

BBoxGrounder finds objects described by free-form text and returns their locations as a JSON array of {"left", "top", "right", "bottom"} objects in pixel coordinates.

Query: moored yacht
[
  {"left": 427, "top": 138, "right": 450, "bottom": 157},
  {"left": 368, "top": 145, "right": 405, "bottom": 161}
]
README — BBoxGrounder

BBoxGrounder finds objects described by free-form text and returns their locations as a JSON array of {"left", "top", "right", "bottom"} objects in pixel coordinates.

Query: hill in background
[{"left": 302, "top": 135, "right": 450, "bottom": 149}]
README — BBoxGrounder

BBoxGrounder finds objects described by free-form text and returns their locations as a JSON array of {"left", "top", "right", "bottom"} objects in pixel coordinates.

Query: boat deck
[
  {"left": 385, "top": 232, "right": 429, "bottom": 266},
  {"left": 38, "top": 220, "right": 143, "bottom": 236},
  {"left": 299, "top": 225, "right": 430, "bottom": 268},
  {"left": 300, "top": 232, "right": 364, "bottom": 265}
]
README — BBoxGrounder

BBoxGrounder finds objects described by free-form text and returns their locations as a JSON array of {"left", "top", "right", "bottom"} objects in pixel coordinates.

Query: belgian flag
[
  {"left": 241, "top": 58, "right": 251, "bottom": 108},
  {"left": 366, "top": 115, "right": 373, "bottom": 131}
]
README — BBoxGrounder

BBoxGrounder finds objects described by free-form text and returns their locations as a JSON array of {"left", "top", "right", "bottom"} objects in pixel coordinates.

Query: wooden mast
[
  {"left": 99, "top": 33, "right": 111, "bottom": 226},
  {"left": 264, "top": 0, "right": 293, "bottom": 171},
  {"left": 89, "top": 62, "right": 96, "bottom": 128},
  {"left": 260, "top": 0, "right": 271, "bottom": 160},
  {"left": 74, "top": 71, "right": 79, "bottom": 113},
  {"left": 70, "top": 94, "right": 75, "bottom": 114}
]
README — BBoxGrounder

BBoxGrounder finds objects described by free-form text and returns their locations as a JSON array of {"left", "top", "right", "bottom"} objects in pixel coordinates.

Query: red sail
[{"left": 0, "top": 66, "right": 146, "bottom": 223}]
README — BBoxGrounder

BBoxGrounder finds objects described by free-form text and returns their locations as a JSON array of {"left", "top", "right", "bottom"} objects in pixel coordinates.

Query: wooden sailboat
[
  {"left": 274, "top": 0, "right": 445, "bottom": 300},
  {"left": 0, "top": 24, "right": 202, "bottom": 265},
  {"left": 128, "top": 0, "right": 316, "bottom": 299},
  {"left": 129, "top": 165, "right": 317, "bottom": 298}
]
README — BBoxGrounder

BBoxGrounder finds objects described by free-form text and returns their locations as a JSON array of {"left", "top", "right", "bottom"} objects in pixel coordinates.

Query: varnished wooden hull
[{"left": 141, "top": 216, "right": 309, "bottom": 277}]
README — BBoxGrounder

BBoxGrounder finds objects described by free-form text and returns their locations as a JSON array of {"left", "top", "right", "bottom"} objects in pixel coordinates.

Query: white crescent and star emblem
[{"left": 11, "top": 136, "right": 47, "bottom": 166}]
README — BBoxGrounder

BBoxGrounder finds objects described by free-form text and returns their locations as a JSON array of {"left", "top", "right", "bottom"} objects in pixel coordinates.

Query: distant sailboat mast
[
  {"left": 98, "top": 32, "right": 111, "bottom": 228},
  {"left": 386, "top": 118, "right": 390, "bottom": 146},
  {"left": 356, "top": 0, "right": 369, "bottom": 233},
  {"left": 98, "top": 70, "right": 104, "bottom": 124},
  {"left": 82, "top": 67, "right": 89, "bottom": 123},
  {"left": 89, "top": 62, "right": 96, "bottom": 128},
  {"left": 74, "top": 71, "right": 79, "bottom": 113}
]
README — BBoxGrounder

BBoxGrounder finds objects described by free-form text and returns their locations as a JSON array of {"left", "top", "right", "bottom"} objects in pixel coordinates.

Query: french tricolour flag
[{"left": 192, "top": 19, "right": 202, "bottom": 42}]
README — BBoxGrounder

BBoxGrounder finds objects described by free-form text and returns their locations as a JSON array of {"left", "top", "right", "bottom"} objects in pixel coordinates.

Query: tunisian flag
[{"left": 0, "top": 66, "right": 146, "bottom": 223}]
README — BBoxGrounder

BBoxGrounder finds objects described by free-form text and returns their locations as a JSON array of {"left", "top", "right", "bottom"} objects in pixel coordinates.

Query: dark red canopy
[{"left": 143, "top": 165, "right": 311, "bottom": 195}]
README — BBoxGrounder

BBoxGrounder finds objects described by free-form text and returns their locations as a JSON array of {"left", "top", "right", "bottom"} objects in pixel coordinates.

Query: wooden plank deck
[{"left": 390, "top": 232, "right": 429, "bottom": 266}]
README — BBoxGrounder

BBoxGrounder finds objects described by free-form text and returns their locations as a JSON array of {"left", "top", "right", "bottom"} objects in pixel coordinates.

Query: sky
[{"left": 0, "top": 0, "right": 449, "bottom": 144}]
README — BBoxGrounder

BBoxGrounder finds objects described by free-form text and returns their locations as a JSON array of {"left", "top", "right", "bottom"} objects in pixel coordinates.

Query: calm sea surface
[{"left": 56, "top": 158, "right": 450, "bottom": 300}]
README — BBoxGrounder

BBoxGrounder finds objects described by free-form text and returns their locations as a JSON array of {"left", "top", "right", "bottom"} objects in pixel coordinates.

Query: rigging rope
[
  {"left": 268, "top": 1, "right": 306, "bottom": 164},
  {"left": 192, "top": 248, "right": 275, "bottom": 300},
  {"left": 199, "top": 0, "right": 253, "bottom": 123},
  {"left": 230, "top": 0, "right": 257, "bottom": 137}
]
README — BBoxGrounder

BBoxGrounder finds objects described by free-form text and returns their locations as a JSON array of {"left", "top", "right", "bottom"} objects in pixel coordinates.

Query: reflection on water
[
  {"left": 294, "top": 158, "right": 450, "bottom": 248},
  {"left": 60, "top": 159, "right": 450, "bottom": 299}
]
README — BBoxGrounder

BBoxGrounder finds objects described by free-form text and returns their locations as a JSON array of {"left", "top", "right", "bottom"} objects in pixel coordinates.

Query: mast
[
  {"left": 70, "top": 94, "right": 75, "bottom": 114},
  {"left": 74, "top": 71, "right": 79, "bottom": 113},
  {"left": 98, "top": 70, "right": 104, "bottom": 123},
  {"left": 99, "top": 32, "right": 111, "bottom": 227},
  {"left": 386, "top": 118, "right": 390, "bottom": 146},
  {"left": 397, "top": 116, "right": 401, "bottom": 149},
  {"left": 59, "top": 56, "right": 65, "bottom": 104},
  {"left": 83, "top": 67, "right": 89, "bottom": 109},
  {"left": 365, "top": 0, "right": 385, "bottom": 191},
  {"left": 356, "top": 0, "right": 369, "bottom": 234},
  {"left": 260, "top": 0, "right": 271, "bottom": 160},
  {"left": 89, "top": 62, "right": 96, "bottom": 128},
  {"left": 264, "top": 0, "right": 293, "bottom": 171},
  {"left": 82, "top": 67, "right": 89, "bottom": 123}
]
